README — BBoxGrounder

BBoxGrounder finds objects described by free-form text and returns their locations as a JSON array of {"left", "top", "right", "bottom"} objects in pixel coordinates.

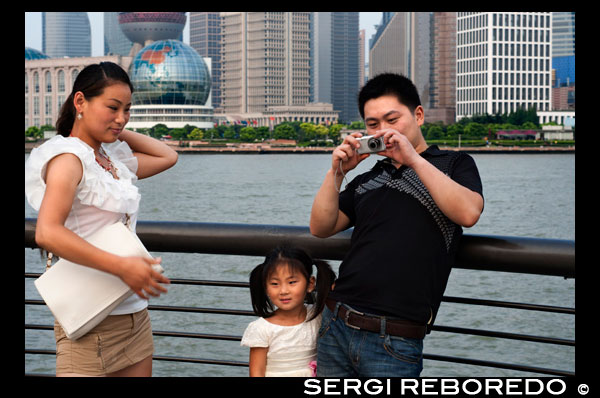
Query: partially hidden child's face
[{"left": 266, "top": 263, "right": 314, "bottom": 311}]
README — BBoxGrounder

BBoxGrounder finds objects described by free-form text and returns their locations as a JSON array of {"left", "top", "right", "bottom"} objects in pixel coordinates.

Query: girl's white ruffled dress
[
  {"left": 25, "top": 135, "right": 147, "bottom": 315},
  {"left": 241, "top": 304, "right": 321, "bottom": 377}
]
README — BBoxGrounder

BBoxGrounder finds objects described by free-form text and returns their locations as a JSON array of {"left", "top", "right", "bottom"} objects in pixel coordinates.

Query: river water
[{"left": 25, "top": 152, "right": 575, "bottom": 377}]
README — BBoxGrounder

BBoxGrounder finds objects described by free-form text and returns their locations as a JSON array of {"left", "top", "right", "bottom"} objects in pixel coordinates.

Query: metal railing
[{"left": 25, "top": 219, "right": 575, "bottom": 377}]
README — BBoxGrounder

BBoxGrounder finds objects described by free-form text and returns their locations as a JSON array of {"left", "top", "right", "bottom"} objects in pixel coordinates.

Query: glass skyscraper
[
  {"left": 104, "top": 12, "right": 135, "bottom": 56},
  {"left": 312, "top": 12, "right": 360, "bottom": 123},
  {"left": 42, "top": 12, "right": 91, "bottom": 58}
]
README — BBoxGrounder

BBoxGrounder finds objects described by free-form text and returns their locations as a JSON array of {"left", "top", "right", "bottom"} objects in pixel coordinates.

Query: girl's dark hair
[
  {"left": 55, "top": 62, "right": 134, "bottom": 137},
  {"left": 249, "top": 246, "right": 336, "bottom": 322}
]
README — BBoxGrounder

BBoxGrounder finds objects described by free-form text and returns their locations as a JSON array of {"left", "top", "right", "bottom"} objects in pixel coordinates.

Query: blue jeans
[{"left": 316, "top": 302, "right": 423, "bottom": 377}]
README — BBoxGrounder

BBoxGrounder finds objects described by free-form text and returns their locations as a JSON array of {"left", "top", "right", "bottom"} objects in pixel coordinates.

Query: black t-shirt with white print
[{"left": 328, "top": 145, "right": 483, "bottom": 327}]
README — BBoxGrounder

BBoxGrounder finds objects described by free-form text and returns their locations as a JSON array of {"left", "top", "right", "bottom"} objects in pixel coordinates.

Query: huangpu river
[{"left": 25, "top": 152, "right": 575, "bottom": 377}]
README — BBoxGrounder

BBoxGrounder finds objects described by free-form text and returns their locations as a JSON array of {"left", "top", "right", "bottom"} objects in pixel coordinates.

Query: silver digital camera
[{"left": 356, "top": 135, "right": 386, "bottom": 154}]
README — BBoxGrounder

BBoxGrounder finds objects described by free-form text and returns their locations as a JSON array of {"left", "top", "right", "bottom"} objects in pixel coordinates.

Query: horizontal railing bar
[
  {"left": 24, "top": 348, "right": 572, "bottom": 376},
  {"left": 25, "top": 219, "right": 575, "bottom": 278},
  {"left": 25, "top": 287, "right": 576, "bottom": 316},
  {"left": 148, "top": 304, "right": 254, "bottom": 316},
  {"left": 152, "top": 355, "right": 248, "bottom": 367},
  {"left": 442, "top": 295, "right": 575, "bottom": 314},
  {"left": 25, "top": 218, "right": 576, "bottom": 377},
  {"left": 431, "top": 325, "right": 574, "bottom": 346},
  {"left": 26, "top": 273, "right": 252, "bottom": 289},
  {"left": 423, "top": 353, "right": 574, "bottom": 377},
  {"left": 152, "top": 330, "right": 241, "bottom": 341},
  {"left": 26, "top": 318, "right": 573, "bottom": 346},
  {"left": 25, "top": 324, "right": 243, "bottom": 341}
]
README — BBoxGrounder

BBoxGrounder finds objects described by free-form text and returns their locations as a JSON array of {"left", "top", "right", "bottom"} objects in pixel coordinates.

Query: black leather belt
[{"left": 326, "top": 298, "right": 426, "bottom": 339}]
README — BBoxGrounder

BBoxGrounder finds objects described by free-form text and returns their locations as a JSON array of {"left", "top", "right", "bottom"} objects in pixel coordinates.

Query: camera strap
[{"left": 334, "top": 160, "right": 349, "bottom": 194}]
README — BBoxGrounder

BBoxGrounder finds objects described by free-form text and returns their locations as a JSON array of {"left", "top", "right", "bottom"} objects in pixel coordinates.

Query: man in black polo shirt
[{"left": 310, "top": 73, "right": 484, "bottom": 377}]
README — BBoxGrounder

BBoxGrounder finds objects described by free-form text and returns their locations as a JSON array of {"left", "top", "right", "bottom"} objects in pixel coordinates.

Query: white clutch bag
[{"left": 34, "top": 221, "right": 164, "bottom": 341}]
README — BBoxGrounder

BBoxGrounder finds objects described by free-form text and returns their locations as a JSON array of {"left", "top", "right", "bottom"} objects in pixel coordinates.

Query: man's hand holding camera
[
  {"left": 373, "top": 128, "right": 423, "bottom": 169},
  {"left": 331, "top": 132, "right": 371, "bottom": 175},
  {"left": 333, "top": 128, "right": 422, "bottom": 174}
]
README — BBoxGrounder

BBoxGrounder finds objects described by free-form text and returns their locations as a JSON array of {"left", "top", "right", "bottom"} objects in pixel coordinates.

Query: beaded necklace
[{"left": 95, "top": 146, "right": 119, "bottom": 180}]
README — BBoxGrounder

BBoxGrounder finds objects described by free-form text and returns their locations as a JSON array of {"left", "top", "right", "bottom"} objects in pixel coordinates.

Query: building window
[
  {"left": 45, "top": 71, "right": 52, "bottom": 93},
  {"left": 58, "top": 70, "right": 65, "bottom": 92}
]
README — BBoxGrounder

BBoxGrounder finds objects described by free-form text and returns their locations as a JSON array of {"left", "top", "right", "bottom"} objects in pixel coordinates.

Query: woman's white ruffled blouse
[{"left": 25, "top": 135, "right": 147, "bottom": 315}]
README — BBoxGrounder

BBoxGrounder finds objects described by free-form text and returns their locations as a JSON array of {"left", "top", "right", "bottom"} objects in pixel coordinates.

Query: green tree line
[{"left": 25, "top": 108, "right": 573, "bottom": 145}]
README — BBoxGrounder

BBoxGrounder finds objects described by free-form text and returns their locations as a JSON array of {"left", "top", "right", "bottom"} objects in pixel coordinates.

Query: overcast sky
[{"left": 25, "top": 12, "right": 382, "bottom": 58}]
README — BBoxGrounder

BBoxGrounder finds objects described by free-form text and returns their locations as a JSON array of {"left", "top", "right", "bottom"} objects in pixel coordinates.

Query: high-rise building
[
  {"left": 220, "top": 12, "right": 311, "bottom": 114},
  {"left": 552, "top": 12, "right": 575, "bottom": 91},
  {"left": 359, "top": 29, "right": 365, "bottom": 87},
  {"left": 456, "top": 12, "right": 552, "bottom": 120},
  {"left": 368, "top": 12, "right": 431, "bottom": 109},
  {"left": 189, "top": 12, "right": 223, "bottom": 112},
  {"left": 312, "top": 12, "right": 360, "bottom": 122},
  {"left": 42, "top": 12, "right": 91, "bottom": 58},
  {"left": 104, "top": 12, "right": 135, "bottom": 56},
  {"left": 552, "top": 12, "right": 575, "bottom": 58},
  {"left": 428, "top": 12, "right": 457, "bottom": 124}
]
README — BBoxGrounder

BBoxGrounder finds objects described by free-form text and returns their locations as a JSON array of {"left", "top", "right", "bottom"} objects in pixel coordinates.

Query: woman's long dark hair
[
  {"left": 55, "top": 62, "right": 134, "bottom": 137},
  {"left": 249, "top": 246, "right": 336, "bottom": 322}
]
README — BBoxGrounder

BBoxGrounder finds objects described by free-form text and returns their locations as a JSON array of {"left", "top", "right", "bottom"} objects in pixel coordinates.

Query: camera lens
[{"left": 368, "top": 138, "right": 378, "bottom": 149}]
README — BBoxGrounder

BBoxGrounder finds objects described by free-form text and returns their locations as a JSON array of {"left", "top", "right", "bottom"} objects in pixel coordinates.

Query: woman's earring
[{"left": 77, "top": 113, "right": 82, "bottom": 120}]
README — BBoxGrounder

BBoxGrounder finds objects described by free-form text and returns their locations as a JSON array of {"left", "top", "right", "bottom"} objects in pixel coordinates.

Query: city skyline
[{"left": 24, "top": 12, "right": 382, "bottom": 61}]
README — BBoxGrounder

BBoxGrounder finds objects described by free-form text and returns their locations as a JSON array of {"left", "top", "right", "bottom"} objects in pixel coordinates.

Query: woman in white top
[
  {"left": 241, "top": 246, "right": 336, "bottom": 376},
  {"left": 25, "top": 62, "right": 177, "bottom": 377}
]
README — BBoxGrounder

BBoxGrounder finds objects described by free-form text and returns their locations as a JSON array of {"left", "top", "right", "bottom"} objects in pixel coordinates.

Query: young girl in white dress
[{"left": 241, "top": 246, "right": 336, "bottom": 377}]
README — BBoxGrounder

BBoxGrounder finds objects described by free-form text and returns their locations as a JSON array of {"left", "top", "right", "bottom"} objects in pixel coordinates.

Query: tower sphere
[
  {"left": 118, "top": 12, "right": 186, "bottom": 44},
  {"left": 128, "top": 40, "right": 211, "bottom": 106}
]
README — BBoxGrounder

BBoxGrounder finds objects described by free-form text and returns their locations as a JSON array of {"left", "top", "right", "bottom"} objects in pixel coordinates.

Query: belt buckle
[{"left": 343, "top": 306, "right": 364, "bottom": 330}]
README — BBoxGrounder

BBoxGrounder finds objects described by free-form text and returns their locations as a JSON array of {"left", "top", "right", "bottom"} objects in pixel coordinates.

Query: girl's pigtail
[
  {"left": 308, "top": 259, "right": 336, "bottom": 321},
  {"left": 249, "top": 262, "right": 275, "bottom": 318}
]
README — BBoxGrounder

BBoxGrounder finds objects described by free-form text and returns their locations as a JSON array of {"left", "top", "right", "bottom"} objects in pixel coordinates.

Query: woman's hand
[{"left": 118, "top": 256, "right": 170, "bottom": 300}]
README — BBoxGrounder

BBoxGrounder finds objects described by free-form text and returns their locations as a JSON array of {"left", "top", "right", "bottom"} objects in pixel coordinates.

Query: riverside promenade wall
[{"left": 25, "top": 141, "right": 575, "bottom": 154}]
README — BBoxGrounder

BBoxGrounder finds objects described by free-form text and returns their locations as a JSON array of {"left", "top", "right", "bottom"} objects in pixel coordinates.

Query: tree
[
  {"left": 348, "top": 121, "right": 365, "bottom": 129},
  {"left": 446, "top": 123, "right": 464, "bottom": 139},
  {"left": 256, "top": 126, "right": 270, "bottom": 141},
  {"left": 25, "top": 126, "right": 41, "bottom": 139},
  {"left": 239, "top": 126, "right": 256, "bottom": 142},
  {"left": 426, "top": 124, "right": 444, "bottom": 140},
  {"left": 299, "top": 122, "right": 316, "bottom": 142},
  {"left": 315, "top": 125, "right": 329, "bottom": 140},
  {"left": 150, "top": 124, "right": 169, "bottom": 139},
  {"left": 273, "top": 124, "right": 296, "bottom": 140},
  {"left": 188, "top": 128, "right": 204, "bottom": 140},
  {"left": 329, "top": 124, "right": 345, "bottom": 144},
  {"left": 463, "top": 122, "right": 486, "bottom": 138},
  {"left": 223, "top": 126, "right": 237, "bottom": 140}
]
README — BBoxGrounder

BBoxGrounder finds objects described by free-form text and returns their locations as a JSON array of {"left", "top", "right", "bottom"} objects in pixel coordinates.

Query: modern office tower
[
  {"left": 104, "top": 12, "right": 135, "bottom": 56},
  {"left": 42, "top": 12, "right": 91, "bottom": 58},
  {"left": 312, "top": 12, "right": 360, "bottom": 122},
  {"left": 552, "top": 12, "right": 575, "bottom": 89},
  {"left": 359, "top": 29, "right": 365, "bottom": 86},
  {"left": 456, "top": 12, "right": 552, "bottom": 120},
  {"left": 190, "top": 12, "right": 223, "bottom": 112},
  {"left": 220, "top": 12, "right": 311, "bottom": 114},
  {"left": 312, "top": 12, "right": 332, "bottom": 105},
  {"left": 369, "top": 12, "right": 407, "bottom": 78},
  {"left": 368, "top": 12, "right": 431, "bottom": 109},
  {"left": 428, "top": 12, "right": 457, "bottom": 124},
  {"left": 552, "top": 12, "right": 575, "bottom": 58}
]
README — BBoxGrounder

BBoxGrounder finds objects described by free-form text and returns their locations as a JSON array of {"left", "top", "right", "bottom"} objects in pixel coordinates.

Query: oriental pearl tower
[{"left": 118, "top": 12, "right": 187, "bottom": 56}]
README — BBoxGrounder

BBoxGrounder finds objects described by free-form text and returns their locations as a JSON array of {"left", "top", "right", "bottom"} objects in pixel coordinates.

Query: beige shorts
[{"left": 54, "top": 308, "right": 154, "bottom": 376}]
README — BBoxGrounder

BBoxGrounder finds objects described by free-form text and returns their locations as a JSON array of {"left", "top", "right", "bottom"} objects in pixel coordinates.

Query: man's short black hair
[{"left": 358, "top": 73, "right": 422, "bottom": 119}]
